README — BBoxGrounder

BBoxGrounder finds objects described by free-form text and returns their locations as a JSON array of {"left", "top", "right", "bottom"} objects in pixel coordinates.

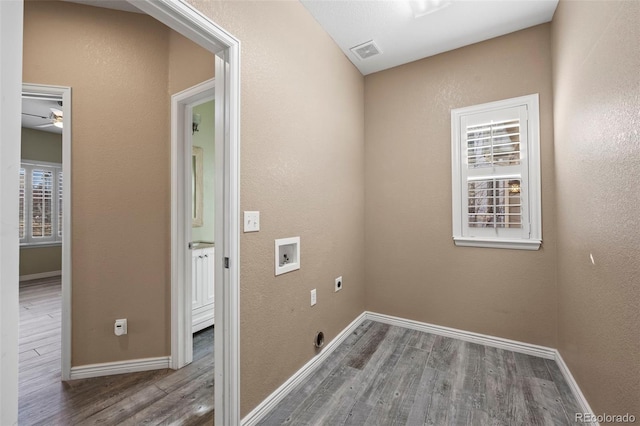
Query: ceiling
[
  {"left": 22, "top": 98, "right": 63, "bottom": 135},
  {"left": 58, "top": 0, "right": 558, "bottom": 77},
  {"left": 300, "top": 0, "right": 559, "bottom": 75}
]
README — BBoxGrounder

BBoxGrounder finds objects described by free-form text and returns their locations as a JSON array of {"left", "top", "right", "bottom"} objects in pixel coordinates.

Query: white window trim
[
  {"left": 451, "top": 94, "right": 542, "bottom": 250},
  {"left": 20, "top": 159, "right": 63, "bottom": 247}
]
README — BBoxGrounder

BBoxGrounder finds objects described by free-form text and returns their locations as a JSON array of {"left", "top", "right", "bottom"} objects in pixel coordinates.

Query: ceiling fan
[{"left": 22, "top": 107, "right": 64, "bottom": 129}]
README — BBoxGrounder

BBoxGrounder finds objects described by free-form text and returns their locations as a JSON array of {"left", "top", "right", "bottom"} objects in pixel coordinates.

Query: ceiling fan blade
[
  {"left": 22, "top": 112, "right": 48, "bottom": 119},
  {"left": 35, "top": 123, "right": 54, "bottom": 128}
]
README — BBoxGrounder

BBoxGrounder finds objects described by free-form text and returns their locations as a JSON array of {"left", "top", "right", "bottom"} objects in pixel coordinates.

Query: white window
[
  {"left": 19, "top": 161, "right": 63, "bottom": 246},
  {"left": 451, "top": 94, "right": 541, "bottom": 250}
]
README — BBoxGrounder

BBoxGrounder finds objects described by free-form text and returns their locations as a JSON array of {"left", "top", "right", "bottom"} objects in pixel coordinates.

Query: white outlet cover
[
  {"left": 311, "top": 289, "right": 317, "bottom": 306},
  {"left": 335, "top": 276, "right": 343, "bottom": 292},
  {"left": 244, "top": 211, "right": 260, "bottom": 232}
]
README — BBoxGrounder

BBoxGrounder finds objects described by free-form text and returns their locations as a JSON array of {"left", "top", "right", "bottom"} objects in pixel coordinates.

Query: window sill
[
  {"left": 453, "top": 237, "right": 541, "bottom": 251},
  {"left": 20, "top": 242, "right": 62, "bottom": 249}
]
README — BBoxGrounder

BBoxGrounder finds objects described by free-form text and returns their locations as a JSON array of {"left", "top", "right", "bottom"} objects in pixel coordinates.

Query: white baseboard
[
  {"left": 365, "top": 311, "right": 556, "bottom": 359},
  {"left": 19, "top": 270, "right": 61, "bottom": 282},
  {"left": 69, "top": 356, "right": 171, "bottom": 380},
  {"left": 554, "top": 351, "right": 599, "bottom": 426},
  {"left": 242, "top": 311, "right": 595, "bottom": 426},
  {"left": 241, "top": 312, "right": 367, "bottom": 426}
]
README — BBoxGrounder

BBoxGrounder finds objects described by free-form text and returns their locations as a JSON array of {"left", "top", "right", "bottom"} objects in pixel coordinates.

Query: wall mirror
[{"left": 192, "top": 146, "right": 204, "bottom": 227}]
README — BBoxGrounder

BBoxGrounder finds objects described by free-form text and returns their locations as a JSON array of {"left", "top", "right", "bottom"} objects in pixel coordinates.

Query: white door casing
[
  {"left": 170, "top": 78, "right": 214, "bottom": 369},
  {"left": 131, "top": 2, "right": 242, "bottom": 425},
  {"left": 21, "top": 84, "right": 73, "bottom": 381}
]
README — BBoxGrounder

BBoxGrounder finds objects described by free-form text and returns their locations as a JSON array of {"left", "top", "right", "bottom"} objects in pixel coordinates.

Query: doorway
[
  {"left": 19, "top": 85, "right": 72, "bottom": 384},
  {"left": 171, "top": 79, "right": 215, "bottom": 369}
]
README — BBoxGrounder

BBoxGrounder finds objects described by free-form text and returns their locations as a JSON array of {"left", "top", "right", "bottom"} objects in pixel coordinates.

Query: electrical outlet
[
  {"left": 311, "top": 289, "right": 317, "bottom": 306},
  {"left": 335, "top": 276, "right": 343, "bottom": 292},
  {"left": 114, "top": 318, "right": 127, "bottom": 336}
]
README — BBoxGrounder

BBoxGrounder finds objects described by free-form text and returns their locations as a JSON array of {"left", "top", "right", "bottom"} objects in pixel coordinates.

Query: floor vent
[{"left": 350, "top": 40, "right": 381, "bottom": 60}]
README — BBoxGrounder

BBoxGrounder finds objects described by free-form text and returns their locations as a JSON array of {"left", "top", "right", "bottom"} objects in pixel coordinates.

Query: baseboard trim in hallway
[
  {"left": 19, "top": 270, "right": 62, "bottom": 282},
  {"left": 241, "top": 311, "right": 598, "bottom": 426},
  {"left": 241, "top": 312, "right": 367, "bottom": 426},
  {"left": 69, "top": 356, "right": 171, "bottom": 380}
]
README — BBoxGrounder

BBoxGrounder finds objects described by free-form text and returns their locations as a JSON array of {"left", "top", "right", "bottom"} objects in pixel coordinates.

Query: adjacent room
[{"left": 0, "top": 0, "right": 637, "bottom": 424}]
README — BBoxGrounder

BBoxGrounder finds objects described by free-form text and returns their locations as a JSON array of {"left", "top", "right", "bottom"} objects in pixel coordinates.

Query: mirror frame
[{"left": 192, "top": 146, "right": 204, "bottom": 227}]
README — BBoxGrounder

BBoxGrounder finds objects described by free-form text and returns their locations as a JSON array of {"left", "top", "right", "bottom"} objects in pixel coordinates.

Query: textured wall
[
  {"left": 24, "top": 0, "right": 213, "bottom": 365},
  {"left": 187, "top": 0, "right": 366, "bottom": 415},
  {"left": 19, "top": 247, "right": 61, "bottom": 277},
  {"left": 551, "top": 0, "right": 640, "bottom": 415},
  {"left": 167, "top": 30, "right": 215, "bottom": 96},
  {"left": 364, "top": 25, "right": 558, "bottom": 347}
]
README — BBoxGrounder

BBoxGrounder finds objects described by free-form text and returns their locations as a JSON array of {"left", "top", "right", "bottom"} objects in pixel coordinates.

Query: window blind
[
  {"left": 20, "top": 162, "right": 62, "bottom": 245},
  {"left": 451, "top": 94, "right": 541, "bottom": 250},
  {"left": 466, "top": 119, "right": 521, "bottom": 168},
  {"left": 58, "top": 171, "right": 63, "bottom": 237},
  {"left": 31, "top": 168, "right": 54, "bottom": 238},
  {"left": 19, "top": 168, "right": 25, "bottom": 239}
]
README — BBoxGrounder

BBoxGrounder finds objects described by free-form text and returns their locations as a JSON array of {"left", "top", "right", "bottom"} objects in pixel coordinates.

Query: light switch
[{"left": 244, "top": 211, "right": 260, "bottom": 232}]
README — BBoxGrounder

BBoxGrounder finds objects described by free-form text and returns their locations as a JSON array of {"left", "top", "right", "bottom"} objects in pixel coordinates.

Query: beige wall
[
  {"left": 21, "top": 127, "right": 62, "bottom": 163},
  {"left": 24, "top": 0, "right": 213, "bottom": 365},
  {"left": 364, "top": 25, "right": 558, "bottom": 347},
  {"left": 20, "top": 127, "right": 63, "bottom": 276},
  {"left": 551, "top": 0, "right": 640, "bottom": 416},
  {"left": 188, "top": 0, "right": 366, "bottom": 415},
  {"left": 20, "top": 246, "right": 62, "bottom": 277},
  {"left": 168, "top": 30, "right": 215, "bottom": 95}
]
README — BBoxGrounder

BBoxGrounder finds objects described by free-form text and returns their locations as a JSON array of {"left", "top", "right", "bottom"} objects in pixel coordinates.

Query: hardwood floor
[
  {"left": 18, "top": 277, "right": 214, "bottom": 425},
  {"left": 259, "top": 320, "right": 582, "bottom": 426}
]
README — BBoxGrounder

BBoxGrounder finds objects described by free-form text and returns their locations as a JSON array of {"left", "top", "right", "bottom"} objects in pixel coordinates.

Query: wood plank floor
[
  {"left": 258, "top": 320, "right": 582, "bottom": 426},
  {"left": 18, "top": 277, "right": 214, "bottom": 425}
]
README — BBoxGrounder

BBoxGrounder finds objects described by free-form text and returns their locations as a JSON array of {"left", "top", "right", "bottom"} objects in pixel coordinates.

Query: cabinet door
[
  {"left": 192, "top": 250, "right": 202, "bottom": 309},
  {"left": 203, "top": 247, "right": 215, "bottom": 307}
]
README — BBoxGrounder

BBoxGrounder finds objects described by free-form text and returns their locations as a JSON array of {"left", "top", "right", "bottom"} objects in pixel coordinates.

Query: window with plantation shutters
[
  {"left": 451, "top": 94, "right": 541, "bottom": 250},
  {"left": 19, "top": 161, "right": 63, "bottom": 246},
  {"left": 19, "top": 168, "right": 25, "bottom": 239}
]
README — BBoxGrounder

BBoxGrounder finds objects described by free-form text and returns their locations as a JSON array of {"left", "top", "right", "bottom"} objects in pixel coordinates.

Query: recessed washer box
[{"left": 275, "top": 236, "right": 300, "bottom": 276}]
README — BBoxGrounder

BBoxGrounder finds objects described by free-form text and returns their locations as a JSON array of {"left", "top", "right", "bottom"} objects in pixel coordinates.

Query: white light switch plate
[{"left": 244, "top": 211, "right": 260, "bottom": 232}]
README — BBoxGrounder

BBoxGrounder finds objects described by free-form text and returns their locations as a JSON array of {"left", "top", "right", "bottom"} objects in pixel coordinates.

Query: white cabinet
[{"left": 192, "top": 246, "right": 214, "bottom": 332}]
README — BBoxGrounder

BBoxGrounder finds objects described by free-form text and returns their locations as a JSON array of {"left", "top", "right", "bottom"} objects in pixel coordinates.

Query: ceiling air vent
[{"left": 350, "top": 40, "right": 382, "bottom": 60}]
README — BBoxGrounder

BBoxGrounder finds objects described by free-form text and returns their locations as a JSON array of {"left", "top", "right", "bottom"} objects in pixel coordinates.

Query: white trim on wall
[
  {"left": 242, "top": 311, "right": 598, "bottom": 426},
  {"left": 366, "top": 311, "right": 555, "bottom": 359},
  {"left": 170, "top": 78, "right": 215, "bottom": 371},
  {"left": 555, "top": 352, "right": 599, "bottom": 425},
  {"left": 22, "top": 83, "right": 72, "bottom": 382},
  {"left": 241, "top": 312, "right": 367, "bottom": 426},
  {"left": 69, "top": 357, "right": 171, "bottom": 381},
  {"left": 19, "top": 271, "right": 62, "bottom": 282},
  {"left": 129, "top": 2, "right": 242, "bottom": 424},
  {"left": 0, "top": 1, "right": 24, "bottom": 423}
]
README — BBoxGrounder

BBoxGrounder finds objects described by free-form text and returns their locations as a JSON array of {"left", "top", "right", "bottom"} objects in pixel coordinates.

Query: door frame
[
  {"left": 170, "top": 78, "right": 215, "bottom": 370},
  {"left": 0, "top": 2, "right": 24, "bottom": 423},
  {"left": 131, "top": 3, "right": 241, "bottom": 424},
  {"left": 21, "top": 84, "right": 72, "bottom": 381}
]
